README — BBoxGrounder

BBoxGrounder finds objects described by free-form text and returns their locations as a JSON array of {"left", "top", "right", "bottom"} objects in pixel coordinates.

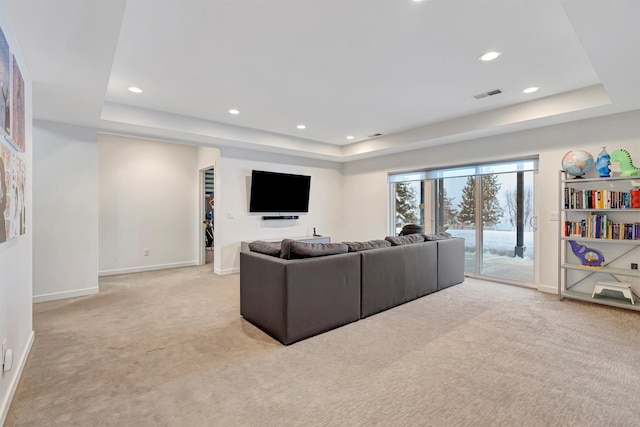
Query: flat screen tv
[{"left": 249, "top": 170, "right": 311, "bottom": 213}]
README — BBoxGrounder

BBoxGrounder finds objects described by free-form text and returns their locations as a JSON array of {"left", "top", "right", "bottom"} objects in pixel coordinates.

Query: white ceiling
[{"left": 3, "top": 0, "right": 639, "bottom": 161}]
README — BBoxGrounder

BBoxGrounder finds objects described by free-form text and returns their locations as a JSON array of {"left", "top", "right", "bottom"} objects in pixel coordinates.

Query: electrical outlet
[
  {"left": 144, "top": 249, "right": 150, "bottom": 256},
  {"left": 631, "top": 263, "right": 638, "bottom": 270}
]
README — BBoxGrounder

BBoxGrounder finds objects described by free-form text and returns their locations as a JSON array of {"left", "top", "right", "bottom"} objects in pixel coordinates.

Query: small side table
[{"left": 592, "top": 281, "right": 635, "bottom": 305}]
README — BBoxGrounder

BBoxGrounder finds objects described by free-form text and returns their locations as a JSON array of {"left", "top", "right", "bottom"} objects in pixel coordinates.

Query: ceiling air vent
[
  {"left": 368, "top": 133, "right": 383, "bottom": 138},
  {"left": 474, "top": 89, "right": 503, "bottom": 99}
]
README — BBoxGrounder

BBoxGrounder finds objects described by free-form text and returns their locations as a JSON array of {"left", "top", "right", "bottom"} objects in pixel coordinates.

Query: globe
[{"left": 562, "top": 150, "right": 594, "bottom": 178}]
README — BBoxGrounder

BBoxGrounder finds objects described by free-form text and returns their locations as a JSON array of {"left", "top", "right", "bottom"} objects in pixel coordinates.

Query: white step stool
[{"left": 592, "top": 281, "right": 635, "bottom": 305}]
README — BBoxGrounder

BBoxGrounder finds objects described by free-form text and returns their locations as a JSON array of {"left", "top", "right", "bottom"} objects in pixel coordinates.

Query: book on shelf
[
  {"left": 633, "top": 189, "right": 640, "bottom": 208},
  {"left": 563, "top": 188, "right": 638, "bottom": 210},
  {"left": 564, "top": 215, "right": 640, "bottom": 240}
]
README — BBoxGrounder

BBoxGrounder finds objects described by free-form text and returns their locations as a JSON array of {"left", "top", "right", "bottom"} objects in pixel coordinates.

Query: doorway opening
[{"left": 203, "top": 167, "right": 215, "bottom": 264}]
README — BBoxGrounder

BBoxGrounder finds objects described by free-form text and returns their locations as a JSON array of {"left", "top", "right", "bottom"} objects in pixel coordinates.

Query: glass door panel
[
  {"left": 433, "top": 177, "right": 476, "bottom": 274},
  {"left": 432, "top": 172, "right": 534, "bottom": 283},
  {"left": 479, "top": 171, "right": 534, "bottom": 282},
  {"left": 393, "top": 181, "right": 424, "bottom": 235}
]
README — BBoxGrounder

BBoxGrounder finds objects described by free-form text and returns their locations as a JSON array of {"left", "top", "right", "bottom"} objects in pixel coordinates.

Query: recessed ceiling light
[
  {"left": 346, "top": 136, "right": 355, "bottom": 140},
  {"left": 128, "top": 86, "right": 143, "bottom": 93},
  {"left": 479, "top": 51, "right": 502, "bottom": 62},
  {"left": 297, "top": 124, "right": 306, "bottom": 130},
  {"left": 523, "top": 87, "right": 539, "bottom": 94},
  {"left": 229, "top": 109, "right": 240, "bottom": 115}
]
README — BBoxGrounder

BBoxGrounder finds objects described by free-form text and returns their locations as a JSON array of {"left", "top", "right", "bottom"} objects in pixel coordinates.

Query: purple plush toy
[{"left": 569, "top": 240, "right": 604, "bottom": 267}]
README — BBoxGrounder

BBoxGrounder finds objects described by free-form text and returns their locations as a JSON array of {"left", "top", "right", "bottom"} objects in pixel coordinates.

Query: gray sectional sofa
[{"left": 240, "top": 234, "right": 464, "bottom": 345}]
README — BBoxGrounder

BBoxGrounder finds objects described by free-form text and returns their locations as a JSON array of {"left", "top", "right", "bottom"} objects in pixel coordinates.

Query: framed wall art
[
  {"left": 0, "top": 139, "right": 9, "bottom": 243},
  {"left": 0, "top": 138, "right": 25, "bottom": 244},
  {"left": 11, "top": 55, "right": 24, "bottom": 152},
  {"left": 0, "top": 26, "right": 9, "bottom": 139}
]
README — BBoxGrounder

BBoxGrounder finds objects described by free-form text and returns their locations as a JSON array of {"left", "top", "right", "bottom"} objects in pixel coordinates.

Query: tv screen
[{"left": 249, "top": 170, "right": 311, "bottom": 213}]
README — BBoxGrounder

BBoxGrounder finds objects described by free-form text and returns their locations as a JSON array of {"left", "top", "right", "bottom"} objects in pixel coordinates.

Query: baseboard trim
[
  {"left": 537, "top": 284, "right": 558, "bottom": 294},
  {"left": 1, "top": 331, "right": 34, "bottom": 426},
  {"left": 33, "top": 287, "right": 99, "bottom": 303},
  {"left": 98, "top": 261, "right": 198, "bottom": 277},
  {"left": 215, "top": 267, "right": 239, "bottom": 275}
]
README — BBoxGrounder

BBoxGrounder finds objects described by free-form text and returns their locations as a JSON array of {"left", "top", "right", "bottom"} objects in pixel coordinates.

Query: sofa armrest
[{"left": 240, "top": 251, "right": 288, "bottom": 341}]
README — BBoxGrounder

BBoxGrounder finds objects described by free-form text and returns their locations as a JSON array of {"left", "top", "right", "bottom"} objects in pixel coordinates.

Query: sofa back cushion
[
  {"left": 423, "top": 232, "right": 452, "bottom": 241},
  {"left": 385, "top": 234, "right": 425, "bottom": 246},
  {"left": 281, "top": 239, "right": 349, "bottom": 259},
  {"left": 343, "top": 240, "right": 392, "bottom": 252},
  {"left": 360, "top": 242, "right": 437, "bottom": 318},
  {"left": 248, "top": 240, "right": 282, "bottom": 257}
]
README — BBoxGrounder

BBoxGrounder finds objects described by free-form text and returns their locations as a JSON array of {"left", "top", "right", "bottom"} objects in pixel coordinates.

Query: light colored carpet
[{"left": 6, "top": 265, "right": 640, "bottom": 426}]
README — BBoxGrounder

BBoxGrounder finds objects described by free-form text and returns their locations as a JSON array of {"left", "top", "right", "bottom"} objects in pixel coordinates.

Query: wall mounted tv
[{"left": 249, "top": 170, "right": 311, "bottom": 214}]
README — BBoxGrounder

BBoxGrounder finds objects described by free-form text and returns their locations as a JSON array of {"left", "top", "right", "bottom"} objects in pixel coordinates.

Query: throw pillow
[
  {"left": 284, "top": 240, "right": 349, "bottom": 259},
  {"left": 248, "top": 240, "right": 281, "bottom": 257},
  {"left": 399, "top": 224, "right": 425, "bottom": 235},
  {"left": 385, "top": 235, "right": 425, "bottom": 246},
  {"left": 280, "top": 239, "right": 295, "bottom": 259},
  {"left": 343, "top": 240, "right": 391, "bottom": 252}
]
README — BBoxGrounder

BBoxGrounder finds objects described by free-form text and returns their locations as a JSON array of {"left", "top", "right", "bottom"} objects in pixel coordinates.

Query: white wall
[
  {"left": 0, "top": 5, "right": 33, "bottom": 424},
  {"left": 98, "top": 137, "right": 343, "bottom": 276},
  {"left": 342, "top": 109, "right": 640, "bottom": 293},
  {"left": 196, "top": 145, "right": 220, "bottom": 172},
  {"left": 32, "top": 121, "right": 98, "bottom": 302},
  {"left": 98, "top": 134, "right": 205, "bottom": 275},
  {"left": 216, "top": 148, "right": 343, "bottom": 274},
  {"left": 32, "top": 129, "right": 221, "bottom": 290}
]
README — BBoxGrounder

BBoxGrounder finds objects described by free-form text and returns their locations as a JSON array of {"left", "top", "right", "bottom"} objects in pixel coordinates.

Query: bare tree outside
[{"left": 504, "top": 186, "right": 533, "bottom": 231}]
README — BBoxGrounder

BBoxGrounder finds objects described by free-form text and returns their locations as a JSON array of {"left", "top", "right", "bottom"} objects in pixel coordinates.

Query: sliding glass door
[{"left": 390, "top": 159, "right": 537, "bottom": 285}]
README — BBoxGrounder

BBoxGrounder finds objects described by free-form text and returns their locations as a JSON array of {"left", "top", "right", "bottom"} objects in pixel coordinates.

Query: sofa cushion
[
  {"left": 424, "top": 231, "right": 453, "bottom": 241},
  {"left": 280, "top": 239, "right": 348, "bottom": 259},
  {"left": 248, "top": 240, "right": 281, "bottom": 257},
  {"left": 385, "top": 234, "right": 425, "bottom": 246},
  {"left": 343, "top": 240, "right": 392, "bottom": 252},
  {"left": 360, "top": 241, "right": 437, "bottom": 318}
]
